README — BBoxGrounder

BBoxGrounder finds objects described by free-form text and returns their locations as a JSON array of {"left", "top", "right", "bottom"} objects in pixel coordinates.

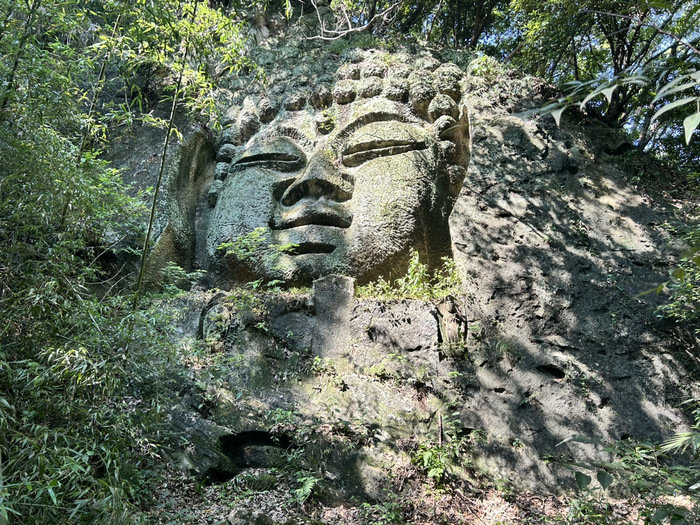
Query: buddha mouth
[
  {"left": 270, "top": 200, "right": 352, "bottom": 230},
  {"left": 280, "top": 242, "right": 336, "bottom": 255}
]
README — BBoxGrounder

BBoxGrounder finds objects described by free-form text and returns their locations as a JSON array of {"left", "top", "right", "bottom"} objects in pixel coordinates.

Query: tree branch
[
  {"left": 306, "top": 0, "right": 400, "bottom": 41},
  {"left": 584, "top": 8, "right": 700, "bottom": 57}
]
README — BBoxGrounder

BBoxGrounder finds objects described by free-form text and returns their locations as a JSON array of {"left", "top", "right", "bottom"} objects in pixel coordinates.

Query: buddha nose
[{"left": 280, "top": 152, "right": 353, "bottom": 207}]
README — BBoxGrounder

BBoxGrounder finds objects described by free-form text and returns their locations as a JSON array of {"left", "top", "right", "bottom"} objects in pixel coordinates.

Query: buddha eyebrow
[
  {"left": 259, "top": 126, "right": 313, "bottom": 149},
  {"left": 332, "top": 111, "right": 419, "bottom": 148}
]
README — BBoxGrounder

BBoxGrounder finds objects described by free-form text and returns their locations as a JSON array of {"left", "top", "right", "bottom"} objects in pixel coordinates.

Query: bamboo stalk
[
  {"left": 132, "top": 0, "right": 200, "bottom": 313},
  {"left": 0, "top": 0, "right": 41, "bottom": 112}
]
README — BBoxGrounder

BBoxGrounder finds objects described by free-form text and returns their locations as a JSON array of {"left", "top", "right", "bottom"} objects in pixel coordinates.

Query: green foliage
[
  {"left": 310, "top": 356, "right": 336, "bottom": 376},
  {"left": 292, "top": 473, "right": 320, "bottom": 505},
  {"left": 411, "top": 412, "right": 470, "bottom": 485},
  {"left": 661, "top": 398, "right": 700, "bottom": 457},
  {"left": 159, "top": 262, "right": 206, "bottom": 294},
  {"left": 309, "top": 0, "right": 519, "bottom": 58},
  {"left": 218, "top": 227, "right": 270, "bottom": 261},
  {"left": 0, "top": 90, "right": 182, "bottom": 519},
  {"left": 562, "top": 468, "right": 616, "bottom": 524},
  {"left": 218, "top": 227, "right": 298, "bottom": 282},
  {"left": 113, "top": 0, "right": 249, "bottom": 130},
  {"left": 0, "top": 0, "right": 253, "bottom": 520},
  {"left": 1, "top": 0, "right": 698, "bottom": 521},
  {"left": 649, "top": 506, "right": 696, "bottom": 525},
  {"left": 0, "top": 292, "right": 181, "bottom": 522},
  {"left": 556, "top": 429, "right": 699, "bottom": 525},
  {"left": 410, "top": 434, "right": 471, "bottom": 485},
  {"left": 316, "top": 0, "right": 700, "bottom": 156},
  {"left": 411, "top": 442, "right": 452, "bottom": 483},
  {"left": 535, "top": 74, "right": 649, "bottom": 125},
  {"left": 512, "top": 0, "right": 700, "bottom": 164},
  {"left": 357, "top": 250, "right": 462, "bottom": 300},
  {"left": 359, "top": 495, "right": 406, "bottom": 525},
  {"left": 651, "top": 70, "right": 700, "bottom": 145},
  {"left": 658, "top": 238, "right": 700, "bottom": 326},
  {"left": 267, "top": 407, "right": 297, "bottom": 431},
  {"left": 469, "top": 55, "right": 505, "bottom": 80}
]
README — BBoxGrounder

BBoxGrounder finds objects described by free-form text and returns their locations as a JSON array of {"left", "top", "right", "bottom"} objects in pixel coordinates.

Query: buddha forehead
[
  {"left": 220, "top": 53, "right": 467, "bottom": 140},
  {"left": 253, "top": 97, "right": 422, "bottom": 150}
]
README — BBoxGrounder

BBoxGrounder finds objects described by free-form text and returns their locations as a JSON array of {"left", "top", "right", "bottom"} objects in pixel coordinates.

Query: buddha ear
[
  {"left": 149, "top": 131, "right": 216, "bottom": 283},
  {"left": 433, "top": 104, "right": 470, "bottom": 167},
  {"left": 446, "top": 165, "right": 468, "bottom": 200},
  {"left": 434, "top": 104, "right": 470, "bottom": 212},
  {"left": 455, "top": 104, "right": 471, "bottom": 168}
]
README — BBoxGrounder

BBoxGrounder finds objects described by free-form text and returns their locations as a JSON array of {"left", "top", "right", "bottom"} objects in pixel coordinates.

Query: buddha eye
[
  {"left": 232, "top": 137, "right": 305, "bottom": 173},
  {"left": 342, "top": 139, "right": 427, "bottom": 168},
  {"left": 341, "top": 122, "right": 429, "bottom": 168},
  {"left": 232, "top": 152, "right": 304, "bottom": 172}
]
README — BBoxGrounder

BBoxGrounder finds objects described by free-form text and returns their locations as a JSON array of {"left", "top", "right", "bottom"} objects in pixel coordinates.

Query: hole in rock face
[
  {"left": 207, "top": 430, "right": 296, "bottom": 482},
  {"left": 536, "top": 363, "right": 566, "bottom": 379},
  {"left": 367, "top": 325, "right": 377, "bottom": 341}
]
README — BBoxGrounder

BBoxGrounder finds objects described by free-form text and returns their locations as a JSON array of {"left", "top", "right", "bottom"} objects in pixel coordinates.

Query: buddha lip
[
  {"left": 271, "top": 202, "right": 352, "bottom": 230},
  {"left": 281, "top": 242, "right": 336, "bottom": 255}
]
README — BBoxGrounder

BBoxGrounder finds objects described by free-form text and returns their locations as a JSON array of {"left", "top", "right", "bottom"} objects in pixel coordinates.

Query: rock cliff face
[{"left": 110, "top": 11, "right": 698, "bottom": 511}]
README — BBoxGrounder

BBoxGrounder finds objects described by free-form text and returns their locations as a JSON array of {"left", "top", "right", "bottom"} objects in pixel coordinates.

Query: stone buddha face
[{"left": 205, "top": 56, "right": 470, "bottom": 285}]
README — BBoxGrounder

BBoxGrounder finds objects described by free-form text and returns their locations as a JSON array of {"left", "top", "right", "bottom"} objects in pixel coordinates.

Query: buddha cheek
[
  {"left": 205, "top": 169, "right": 278, "bottom": 260},
  {"left": 347, "top": 153, "right": 435, "bottom": 258}
]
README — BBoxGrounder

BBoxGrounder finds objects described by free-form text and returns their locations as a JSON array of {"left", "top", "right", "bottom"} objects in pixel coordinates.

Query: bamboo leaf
[
  {"left": 652, "top": 81, "right": 699, "bottom": 103},
  {"left": 655, "top": 73, "right": 694, "bottom": 100},
  {"left": 551, "top": 107, "right": 566, "bottom": 126},
  {"left": 581, "top": 87, "right": 600, "bottom": 105},
  {"left": 601, "top": 86, "right": 617, "bottom": 104},
  {"left": 47, "top": 486, "right": 57, "bottom": 505},
  {"left": 582, "top": 85, "right": 606, "bottom": 106},
  {"left": 683, "top": 112, "right": 700, "bottom": 144},
  {"left": 650, "top": 97, "right": 695, "bottom": 123}
]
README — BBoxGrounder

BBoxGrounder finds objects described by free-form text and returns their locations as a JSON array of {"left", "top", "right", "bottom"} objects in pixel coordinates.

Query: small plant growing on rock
[
  {"left": 357, "top": 250, "right": 461, "bottom": 300},
  {"left": 566, "top": 469, "right": 616, "bottom": 524},
  {"left": 159, "top": 261, "right": 205, "bottom": 293},
  {"left": 411, "top": 413, "right": 471, "bottom": 485},
  {"left": 468, "top": 55, "right": 503, "bottom": 80},
  {"left": 217, "top": 227, "right": 298, "bottom": 283},
  {"left": 218, "top": 227, "right": 268, "bottom": 261},
  {"left": 292, "top": 473, "right": 320, "bottom": 505},
  {"left": 310, "top": 356, "right": 336, "bottom": 376},
  {"left": 412, "top": 442, "right": 451, "bottom": 484}
]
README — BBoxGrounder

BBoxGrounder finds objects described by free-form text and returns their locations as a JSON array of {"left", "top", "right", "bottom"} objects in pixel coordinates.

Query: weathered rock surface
[
  {"left": 107, "top": 11, "right": 699, "bottom": 512},
  {"left": 160, "top": 266, "right": 696, "bottom": 498}
]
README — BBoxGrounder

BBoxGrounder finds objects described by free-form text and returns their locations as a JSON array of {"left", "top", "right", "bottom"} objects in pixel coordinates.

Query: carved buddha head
[{"left": 203, "top": 53, "right": 470, "bottom": 286}]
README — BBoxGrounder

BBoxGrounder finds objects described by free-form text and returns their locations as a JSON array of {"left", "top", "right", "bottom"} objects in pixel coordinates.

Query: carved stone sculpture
[{"left": 162, "top": 51, "right": 471, "bottom": 287}]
